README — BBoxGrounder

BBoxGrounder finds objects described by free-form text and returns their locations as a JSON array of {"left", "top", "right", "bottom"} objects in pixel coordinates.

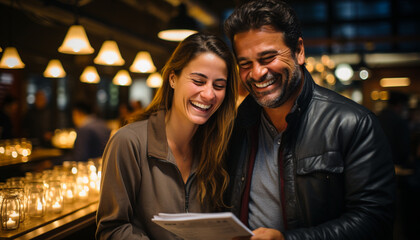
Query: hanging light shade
[
  {"left": 80, "top": 66, "right": 100, "bottom": 84},
  {"left": 146, "top": 72, "right": 163, "bottom": 88},
  {"left": 158, "top": 4, "right": 198, "bottom": 42},
  {"left": 58, "top": 25, "right": 94, "bottom": 54},
  {"left": 43, "top": 59, "right": 66, "bottom": 78},
  {"left": 94, "top": 40, "right": 125, "bottom": 66},
  {"left": 113, "top": 69, "right": 132, "bottom": 86},
  {"left": 129, "top": 51, "right": 156, "bottom": 73},
  {"left": 0, "top": 47, "right": 25, "bottom": 69}
]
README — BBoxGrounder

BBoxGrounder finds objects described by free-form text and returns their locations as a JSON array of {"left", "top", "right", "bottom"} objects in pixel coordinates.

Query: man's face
[{"left": 233, "top": 27, "right": 305, "bottom": 108}]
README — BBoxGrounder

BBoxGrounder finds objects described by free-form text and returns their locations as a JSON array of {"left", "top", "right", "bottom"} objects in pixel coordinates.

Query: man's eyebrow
[
  {"left": 257, "top": 50, "right": 279, "bottom": 57},
  {"left": 237, "top": 50, "right": 279, "bottom": 62}
]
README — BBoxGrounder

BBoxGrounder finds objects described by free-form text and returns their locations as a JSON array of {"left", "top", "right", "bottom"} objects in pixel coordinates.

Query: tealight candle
[
  {"left": 67, "top": 189, "right": 74, "bottom": 199},
  {"left": 37, "top": 201, "right": 43, "bottom": 214},
  {"left": 6, "top": 218, "right": 16, "bottom": 229},
  {"left": 52, "top": 201, "right": 62, "bottom": 213},
  {"left": 78, "top": 189, "right": 87, "bottom": 200},
  {"left": 9, "top": 211, "right": 19, "bottom": 218}
]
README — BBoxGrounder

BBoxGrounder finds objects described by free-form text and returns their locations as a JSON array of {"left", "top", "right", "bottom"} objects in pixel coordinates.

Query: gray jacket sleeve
[{"left": 96, "top": 128, "right": 149, "bottom": 240}]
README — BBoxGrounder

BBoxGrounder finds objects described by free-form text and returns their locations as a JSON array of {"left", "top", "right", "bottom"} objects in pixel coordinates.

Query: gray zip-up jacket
[{"left": 96, "top": 110, "right": 209, "bottom": 240}]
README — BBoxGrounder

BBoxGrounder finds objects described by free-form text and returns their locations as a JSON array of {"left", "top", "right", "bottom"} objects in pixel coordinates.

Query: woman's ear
[{"left": 169, "top": 72, "right": 176, "bottom": 88}]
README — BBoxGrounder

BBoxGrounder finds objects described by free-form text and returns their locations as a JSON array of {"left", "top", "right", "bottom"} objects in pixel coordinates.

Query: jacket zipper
[{"left": 184, "top": 173, "right": 195, "bottom": 213}]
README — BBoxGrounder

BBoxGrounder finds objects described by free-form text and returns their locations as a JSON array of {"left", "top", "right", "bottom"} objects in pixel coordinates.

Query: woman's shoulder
[{"left": 111, "top": 119, "right": 149, "bottom": 141}]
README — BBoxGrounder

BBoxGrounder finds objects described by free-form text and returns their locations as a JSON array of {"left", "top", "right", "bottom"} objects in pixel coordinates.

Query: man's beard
[{"left": 246, "top": 63, "right": 302, "bottom": 108}]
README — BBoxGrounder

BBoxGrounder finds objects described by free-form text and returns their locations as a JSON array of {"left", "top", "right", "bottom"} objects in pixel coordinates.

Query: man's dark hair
[{"left": 224, "top": 0, "right": 302, "bottom": 53}]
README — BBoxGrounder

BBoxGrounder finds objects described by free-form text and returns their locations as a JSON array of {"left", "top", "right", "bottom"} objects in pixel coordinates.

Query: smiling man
[{"left": 224, "top": 1, "right": 396, "bottom": 240}]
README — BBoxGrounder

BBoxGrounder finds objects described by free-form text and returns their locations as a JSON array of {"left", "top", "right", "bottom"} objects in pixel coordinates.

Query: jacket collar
[
  {"left": 147, "top": 110, "right": 169, "bottom": 160},
  {"left": 236, "top": 66, "right": 314, "bottom": 128},
  {"left": 146, "top": 109, "right": 199, "bottom": 172}
]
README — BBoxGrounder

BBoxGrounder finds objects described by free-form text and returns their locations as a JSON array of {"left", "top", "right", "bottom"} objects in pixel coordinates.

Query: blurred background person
[
  {"left": 378, "top": 91, "right": 411, "bottom": 169},
  {"left": 117, "top": 102, "right": 133, "bottom": 127},
  {"left": 0, "top": 95, "right": 18, "bottom": 139},
  {"left": 378, "top": 91, "right": 417, "bottom": 240},
  {"left": 71, "top": 100, "right": 111, "bottom": 162},
  {"left": 22, "top": 90, "right": 54, "bottom": 148}
]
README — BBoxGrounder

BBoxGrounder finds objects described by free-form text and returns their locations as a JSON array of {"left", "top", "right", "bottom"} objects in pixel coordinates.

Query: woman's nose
[{"left": 201, "top": 84, "right": 216, "bottom": 101}]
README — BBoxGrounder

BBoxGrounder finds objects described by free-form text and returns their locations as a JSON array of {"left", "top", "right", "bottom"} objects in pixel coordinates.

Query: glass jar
[
  {"left": 26, "top": 181, "right": 46, "bottom": 218},
  {"left": 1, "top": 191, "right": 21, "bottom": 230},
  {"left": 46, "top": 180, "right": 63, "bottom": 213}
]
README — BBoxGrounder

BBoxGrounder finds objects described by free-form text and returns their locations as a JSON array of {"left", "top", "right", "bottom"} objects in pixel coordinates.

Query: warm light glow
[
  {"left": 113, "top": 69, "right": 132, "bottom": 86},
  {"left": 94, "top": 40, "right": 125, "bottom": 66},
  {"left": 325, "top": 73, "right": 336, "bottom": 85},
  {"left": 130, "top": 51, "right": 156, "bottom": 73},
  {"left": 146, "top": 72, "right": 163, "bottom": 88},
  {"left": 371, "top": 91, "right": 379, "bottom": 100},
  {"left": 379, "top": 91, "right": 389, "bottom": 100},
  {"left": 359, "top": 69, "right": 369, "bottom": 80},
  {"left": 335, "top": 63, "right": 354, "bottom": 84},
  {"left": 44, "top": 59, "right": 66, "bottom": 78},
  {"left": 37, "top": 201, "right": 43, "bottom": 211},
  {"left": 80, "top": 66, "right": 100, "bottom": 84},
  {"left": 315, "top": 63, "right": 325, "bottom": 72},
  {"left": 0, "top": 47, "right": 25, "bottom": 69},
  {"left": 158, "top": 29, "right": 197, "bottom": 42},
  {"left": 58, "top": 25, "right": 94, "bottom": 54},
  {"left": 379, "top": 77, "right": 410, "bottom": 87}
]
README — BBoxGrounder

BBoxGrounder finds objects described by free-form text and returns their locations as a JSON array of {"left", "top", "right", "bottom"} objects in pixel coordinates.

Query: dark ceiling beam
[{"left": 0, "top": 0, "right": 168, "bottom": 55}]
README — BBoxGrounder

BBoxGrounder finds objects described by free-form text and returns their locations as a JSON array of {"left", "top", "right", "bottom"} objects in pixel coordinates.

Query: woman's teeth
[
  {"left": 255, "top": 79, "right": 274, "bottom": 88},
  {"left": 191, "top": 101, "right": 211, "bottom": 110}
]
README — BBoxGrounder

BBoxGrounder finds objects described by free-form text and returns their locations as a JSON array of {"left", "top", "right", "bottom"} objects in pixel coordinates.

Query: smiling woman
[{"left": 96, "top": 32, "right": 238, "bottom": 240}]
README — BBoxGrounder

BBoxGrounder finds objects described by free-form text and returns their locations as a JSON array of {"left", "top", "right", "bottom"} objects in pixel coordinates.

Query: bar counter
[
  {"left": 0, "top": 148, "right": 63, "bottom": 168},
  {"left": 0, "top": 196, "right": 98, "bottom": 240}
]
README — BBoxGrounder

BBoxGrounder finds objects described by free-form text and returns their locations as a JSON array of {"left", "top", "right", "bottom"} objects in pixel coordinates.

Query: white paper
[{"left": 152, "top": 212, "right": 253, "bottom": 240}]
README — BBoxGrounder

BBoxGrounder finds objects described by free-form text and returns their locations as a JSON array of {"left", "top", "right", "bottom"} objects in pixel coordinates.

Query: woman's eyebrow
[{"left": 189, "top": 72, "right": 208, "bottom": 79}]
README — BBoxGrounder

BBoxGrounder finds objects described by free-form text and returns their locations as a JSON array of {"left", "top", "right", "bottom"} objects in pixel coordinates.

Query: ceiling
[
  {"left": 0, "top": 0, "right": 419, "bottom": 79},
  {"left": 0, "top": 0, "right": 239, "bottom": 76}
]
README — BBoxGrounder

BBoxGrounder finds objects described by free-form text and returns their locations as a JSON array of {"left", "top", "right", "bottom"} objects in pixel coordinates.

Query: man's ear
[{"left": 295, "top": 37, "right": 305, "bottom": 65}]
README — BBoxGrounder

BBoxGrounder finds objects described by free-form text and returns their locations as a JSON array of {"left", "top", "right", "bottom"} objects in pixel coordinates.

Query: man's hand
[
  {"left": 251, "top": 228, "right": 284, "bottom": 240},
  {"left": 232, "top": 228, "right": 284, "bottom": 240}
]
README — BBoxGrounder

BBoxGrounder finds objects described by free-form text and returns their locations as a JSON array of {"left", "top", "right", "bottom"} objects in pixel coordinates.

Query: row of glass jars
[{"left": 0, "top": 159, "right": 102, "bottom": 231}]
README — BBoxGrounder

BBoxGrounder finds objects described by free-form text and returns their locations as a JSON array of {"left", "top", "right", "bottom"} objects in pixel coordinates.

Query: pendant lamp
[
  {"left": 158, "top": 4, "right": 198, "bottom": 42},
  {"left": 80, "top": 66, "right": 100, "bottom": 83},
  {"left": 44, "top": 59, "right": 66, "bottom": 78},
  {"left": 113, "top": 69, "right": 132, "bottom": 86},
  {"left": 0, "top": 47, "right": 25, "bottom": 69},
  {"left": 146, "top": 72, "right": 163, "bottom": 88},
  {"left": 130, "top": 51, "right": 156, "bottom": 73},
  {"left": 58, "top": 25, "right": 94, "bottom": 54},
  {"left": 94, "top": 40, "right": 125, "bottom": 66}
]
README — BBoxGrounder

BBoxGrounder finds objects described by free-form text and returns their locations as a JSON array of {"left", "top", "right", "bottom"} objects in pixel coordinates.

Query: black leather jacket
[{"left": 226, "top": 67, "right": 395, "bottom": 239}]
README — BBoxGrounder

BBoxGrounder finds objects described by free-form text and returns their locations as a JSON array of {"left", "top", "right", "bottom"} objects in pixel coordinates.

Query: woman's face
[{"left": 170, "top": 52, "right": 228, "bottom": 126}]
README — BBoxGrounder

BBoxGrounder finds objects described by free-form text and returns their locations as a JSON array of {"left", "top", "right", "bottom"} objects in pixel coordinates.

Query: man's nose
[{"left": 250, "top": 63, "right": 268, "bottom": 81}]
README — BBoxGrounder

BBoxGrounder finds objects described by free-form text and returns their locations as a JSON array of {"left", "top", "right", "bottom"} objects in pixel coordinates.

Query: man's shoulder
[{"left": 311, "top": 85, "right": 372, "bottom": 116}]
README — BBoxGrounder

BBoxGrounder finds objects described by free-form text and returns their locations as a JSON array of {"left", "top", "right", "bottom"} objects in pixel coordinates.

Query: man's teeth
[
  {"left": 255, "top": 79, "right": 274, "bottom": 88},
  {"left": 191, "top": 101, "right": 211, "bottom": 110}
]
